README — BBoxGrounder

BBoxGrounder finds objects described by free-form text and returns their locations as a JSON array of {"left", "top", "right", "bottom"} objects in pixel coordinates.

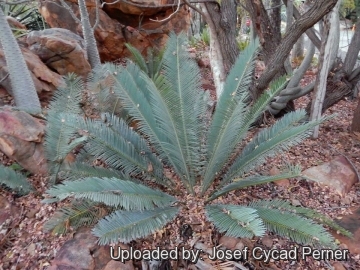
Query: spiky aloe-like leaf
[
  {"left": 44, "top": 177, "right": 176, "bottom": 210},
  {"left": 0, "top": 164, "right": 33, "bottom": 195},
  {"left": 44, "top": 200, "right": 105, "bottom": 235},
  {"left": 248, "top": 200, "right": 336, "bottom": 247},
  {"left": 93, "top": 206, "right": 180, "bottom": 244},
  {"left": 206, "top": 204, "right": 265, "bottom": 238}
]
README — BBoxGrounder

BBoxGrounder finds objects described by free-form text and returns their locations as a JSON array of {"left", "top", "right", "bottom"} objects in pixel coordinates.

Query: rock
[
  {"left": 330, "top": 207, "right": 360, "bottom": 254},
  {"left": 102, "top": 0, "right": 172, "bottom": 16},
  {"left": 49, "top": 228, "right": 134, "bottom": 270},
  {"left": 302, "top": 156, "right": 359, "bottom": 196},
  {"left": 49, "top": 228, "right": 97, "bottom": 270},
  {"left": 0, "top": 43, "right": 63, "bottom": 97},
  {"left": 104, "top": 259, "right": 134, "bottom": 270},
  {"left": 269, "top": 166, "right": 290, "bottom": 187},
  {"left": 0, "top": 107, "right": 47, "bottom": 175},
  {"left": 92, "top": 245, "right": 113, "bottom": 270},
  {"left": 39, "top": 0, "right": 190, "bottom": 61},
  {"left": 6, "top": 16, "right": 26, "bottom": 30},
  {"left": 290, "top": 199, "right": 302, "bottom": 207},
  {"left": 219, "top": 235, "right": 238, "bottom": 250},
  {"left": 27, "top": 28, "right": 91, "bottom": 77}
]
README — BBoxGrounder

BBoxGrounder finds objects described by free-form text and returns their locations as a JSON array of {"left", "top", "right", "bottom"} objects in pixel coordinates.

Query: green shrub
[
  {"left": 200, "top": 25, "right": 210, "bottom": 46},
  {"left": 43, "top": 33, "right": 350, "bottom": 247}
]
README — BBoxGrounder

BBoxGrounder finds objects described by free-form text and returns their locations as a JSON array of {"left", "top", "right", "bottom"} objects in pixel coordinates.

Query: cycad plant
[{"left": 43, "top": 33, "right": 350, "bottom": 248}]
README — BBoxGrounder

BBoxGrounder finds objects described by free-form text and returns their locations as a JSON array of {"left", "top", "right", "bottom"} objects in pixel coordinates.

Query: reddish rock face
[
  {"left": 0, "top": 44, "right": 63, "bottom": 96},
  {"left": 0, "top": 107, "right": 47, "bottom": 175},
  {"left": 27, "top": 28, "right": 91, "bottom": 77},
  {"left": 302, "top": 156, "right": 359, "bottom": 196},
  {"left": 38, "top": 0, "right": 190, "bottom": 62}
]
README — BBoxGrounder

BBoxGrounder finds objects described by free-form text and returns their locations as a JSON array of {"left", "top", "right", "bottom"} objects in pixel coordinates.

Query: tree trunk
[
  {"left": 310, "top": 0, "right": 340, "bottom": 138},
  {"left": 0, "top": 8, "right": 41, "bottom": 114},
  {"left": 78, "top": 0, "right": 101, "bottom": 68},
  {"left": 246, "top": 0, "right": 282, "bottom": 66},
  {"left": 201, "top": 0, "right": 239, "bottom": 97},
  {"left": 252, "top": 0, "right": 338, "bottom": 99}
]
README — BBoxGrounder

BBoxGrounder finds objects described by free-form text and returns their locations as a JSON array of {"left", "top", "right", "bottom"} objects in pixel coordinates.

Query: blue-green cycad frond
[
  {"left": 62, "top": 113, "right": 166, "bottom": 185},
  {"left": 44, "top": 200, "right": 104, "bottom": 235},
  {"left": 205, "top": 204, "right": 265, "bottom": 238},
  {"left": 0, "top": 164, "right": 33, "bottom": 195},
  {"left": 269, "top": 199, "right": 352, "bottom": 238},
  {"left": 44, "top": 177, "right": 176, "bottom": 210},
  {"left": 57, "top": 162, "right": 124, "bottom": 182},
  {"left": 99, "top": 113, "right": 166, "bottom": 184},
  {"left": 125, "top": 43, "right": 164, "bottom": 80},
  {"left": 161, "top": 32, "right": 209, "bottom": 186},
  {"left": 45, "top": 74, "right": 85, "bottom": 178},
  {"left": 96, "top": 63, "right": 191, "bottom": 187},
  {"left": 222, "top": 109, "right": 329, "bottom": 184},
  {"left": 201, "top": 41, "right": 259, "bottom": 192},
  {"left": 248, "top": 200, "right": 336, "bottom": 248},
  {"left": 208, "top": 165, "right": 302, "bottom": 201},
  {"left": 93, "top": 206, "right": 180, "bottom": 245}
]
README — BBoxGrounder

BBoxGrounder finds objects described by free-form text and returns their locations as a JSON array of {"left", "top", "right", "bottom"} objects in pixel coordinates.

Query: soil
[{"left": 0, "top": 54, "right": 360, "bottom": 270}]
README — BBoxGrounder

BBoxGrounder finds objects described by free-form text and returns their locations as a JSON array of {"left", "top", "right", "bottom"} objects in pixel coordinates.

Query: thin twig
[
  {"left": 265, "top": 3, "right": 283, "bottom": 10},
  {"left": 149, "top": 0, "right": 180, "bottom": 23},
  {"left": 0, "top": 73, "right": 9, "bottom": 84},
  {"left": 183, "top": 0, "right": 206, "bottom": 18},
  {"left": 100, "top": 0, "right": 120, "bottom": 8}
]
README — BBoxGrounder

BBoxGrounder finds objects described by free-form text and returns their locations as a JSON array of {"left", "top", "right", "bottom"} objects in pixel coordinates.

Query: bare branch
[
  {"left": 100, "top": 0, "right": 120, "bottom": 8},
  {"left": 265, "top": 3, "right": 283, "bottom": 10},
  {"left": 149, "top": 0, "right": 180, "bottom": 23},
  {"left": 183, "top": 0, "right": 206, "bottom": 18},
  {"left": 283, "top": 0, "right": 321, "bottom": 50}
]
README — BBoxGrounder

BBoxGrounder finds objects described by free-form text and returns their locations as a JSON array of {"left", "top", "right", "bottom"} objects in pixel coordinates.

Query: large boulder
[
  {"left": 0, "top": 44, "right": 63, "bottom": 97},
  {"left": 38, "top": 0, "right": 190, "bottom": 61},
  {"left": 302, "top": 156, "right": 359, "bottom": 196},
  {"left": 0, "top": 107, "right": 47, "bottom": 175},
  {"left": 27, "top": 28, "right": 91, "bottom": 77}
]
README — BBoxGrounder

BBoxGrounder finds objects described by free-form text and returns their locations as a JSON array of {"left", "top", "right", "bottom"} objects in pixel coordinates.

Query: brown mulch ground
[{"left": 0, "top": 58, "right": 360, "bottom": 270}]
